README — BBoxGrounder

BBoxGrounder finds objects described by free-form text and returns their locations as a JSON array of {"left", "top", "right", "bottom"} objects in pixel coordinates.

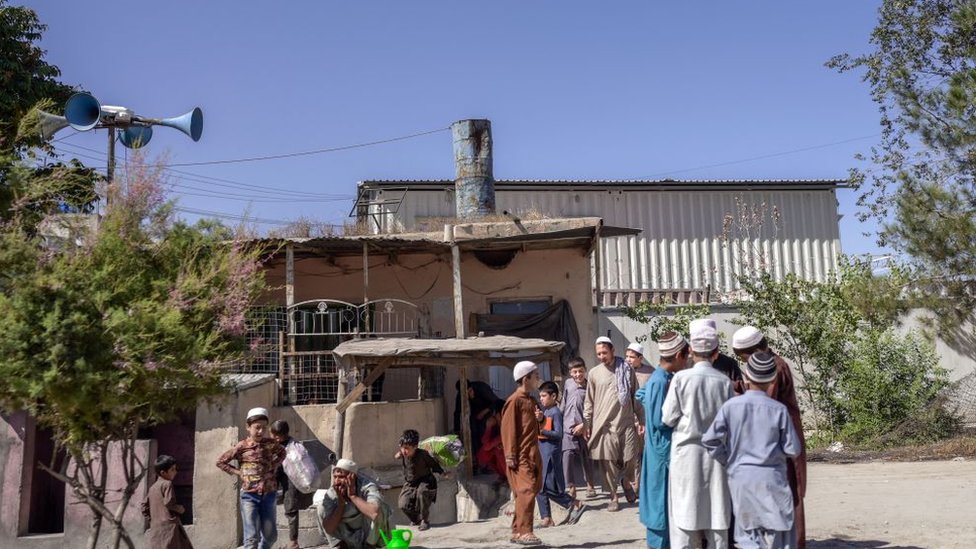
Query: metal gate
[{"left": 278, "top": 299, "right": 426, "bottom": 405}]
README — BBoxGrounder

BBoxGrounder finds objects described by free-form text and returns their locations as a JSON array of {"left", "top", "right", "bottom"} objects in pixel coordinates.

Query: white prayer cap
[
  {"left": 334, "top": 458, "right": 359, "bottom": 474},
  {"left": 246, "top": 407, "right": 269, "bottom": 422},
  {"left": 689, "top": 318, "right": 716, "bottom": 333},
  {"left": 689, "top": 319, "right": 719, "bottom": 353},
  {"left": 595, "top": 336, "right": 614, "bottom": 347},
  {"left": 513, "top": 360, "right": 538, "bottom": 381},
  {"left": 741, "top": 351, "right": 778, "bottom": 383},
  {"left": 626, "top": 342, "right": 644, "bottom": 356},
  {"left": 732, "top": 326, "right": 764, "bottom": 350},
  {"left": 657, "top": 332, "right": 687, "bottom": 357}
]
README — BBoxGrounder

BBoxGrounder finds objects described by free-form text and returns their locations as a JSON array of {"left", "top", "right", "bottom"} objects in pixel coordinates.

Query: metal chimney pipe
[{"left": 451, "top": 119, "right": 495, "bottom": 219}]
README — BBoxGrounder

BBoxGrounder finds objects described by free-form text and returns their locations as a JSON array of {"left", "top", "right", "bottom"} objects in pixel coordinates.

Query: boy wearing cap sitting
[
  {"left": 703, "top": 351, "right": 803, "bottom": 549},
  {"left": 216, "top": 407, "right": 286, "bottom": 549},
  {"left": 501, "top": 360, "right": 544, "bottom": 546},
  {"left": 316, "top": 458, "right": 393, "bottom": 549}
]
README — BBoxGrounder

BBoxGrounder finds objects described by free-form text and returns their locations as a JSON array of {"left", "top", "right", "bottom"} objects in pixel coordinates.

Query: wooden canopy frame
[{"left": 331, "top": 336, "right": 565, "bottom": 476}]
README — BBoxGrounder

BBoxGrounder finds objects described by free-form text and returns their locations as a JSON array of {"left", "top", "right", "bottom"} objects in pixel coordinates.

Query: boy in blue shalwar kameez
[
  {"left": 535, "top": 381, "right": 586, "bottom": 528},
  {"left": 636, "top": 332, "right": 690, "bottom": 549},
  {"left": 703, "top": 351, "right": 802, "bottom": 549}
]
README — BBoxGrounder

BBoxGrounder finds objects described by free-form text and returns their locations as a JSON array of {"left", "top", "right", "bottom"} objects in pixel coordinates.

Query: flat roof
[{"left": 252, "top": 217, "right": 640, "bottom": 259}]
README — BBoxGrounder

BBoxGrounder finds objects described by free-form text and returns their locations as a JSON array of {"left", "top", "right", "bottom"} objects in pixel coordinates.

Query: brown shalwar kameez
[
  {"left": 142, "top": 478, "right": 193, "bottom": 549},
  {"left": 501, "top": 386, "right": 543, "bottom": 538},
  {"left": 769, "top": 351, "right": 808, "bottom": 549}
]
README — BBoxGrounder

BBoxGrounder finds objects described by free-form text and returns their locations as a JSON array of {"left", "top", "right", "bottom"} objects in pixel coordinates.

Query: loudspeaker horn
[
  {"left": 157, "top": 107, "right": 203, "bottom": 142},
  {"left": 64, "top": 92, "right": 102, "bottom": 131},
  {"left": 38, "top": 111, "right": 70, "bottom": 140},
  {"left": 120, "top": 126, "right": 153, "bottom": 149}
]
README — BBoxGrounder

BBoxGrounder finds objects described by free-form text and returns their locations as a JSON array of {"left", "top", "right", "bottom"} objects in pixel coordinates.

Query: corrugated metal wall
[{"left": 368, "top": 187, "right": 841, "bottom": 299}]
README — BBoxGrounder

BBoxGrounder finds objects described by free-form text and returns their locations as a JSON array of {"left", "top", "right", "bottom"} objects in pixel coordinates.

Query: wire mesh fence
[{"left": 233, "top": 301, "right": 429, "bottom": 405}]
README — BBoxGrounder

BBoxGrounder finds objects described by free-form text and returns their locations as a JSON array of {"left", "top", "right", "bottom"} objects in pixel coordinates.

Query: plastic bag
[
  {"left": 282, "top": 439, "right": 321, "bottom": 493},
  {"left": 418, "top": 434, "right": 465, "bottom": 469}
]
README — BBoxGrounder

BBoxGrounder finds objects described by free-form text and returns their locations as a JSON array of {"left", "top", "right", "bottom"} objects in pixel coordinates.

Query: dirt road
[{"left": 408, "top": 460, "right": 976, "bottom": 548}]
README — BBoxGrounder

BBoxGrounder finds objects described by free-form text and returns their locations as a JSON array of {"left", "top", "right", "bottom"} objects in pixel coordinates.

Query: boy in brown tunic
[
  {"left": 501, "top": 360, "right": 544, "bottom": 546},
  {"left": 142, "top": 455, "right": 194, "bottom": 549}
]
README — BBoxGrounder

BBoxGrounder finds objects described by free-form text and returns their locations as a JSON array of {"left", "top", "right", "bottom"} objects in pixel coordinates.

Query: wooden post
[
  {"left": 276, "top": 331, "right": 286, "bottom": 405},
  {"left": 334, "top": 359, "right": 349, "bottom": 459},
  {"left": 285, "top": 244, "right": 296, "bottom": 404},
  {"left": 362, "top": 241, "right": 370, "bottom": 330},
  {"left": 447, "top": 223, "right": 474, "bottom": 476},
  {"left": 459, "top": 366, "right": 474, "bottom": 478}
]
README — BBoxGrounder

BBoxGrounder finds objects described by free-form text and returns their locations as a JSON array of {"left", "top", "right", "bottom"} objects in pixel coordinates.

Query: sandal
[
  {"left": 606, "top": 499, "right": 620, "bottom": 512},
  {"left": 512, "top": 534, "right": 543, "bottom": 546},
  {"left": 585, "top": 487, "right": 597, "bottom": 499},
  {"left": 539, "top": 517, "right": 555, "bottom": 528},
  {"left": 623, "top": 484, "right": 637, "bottom": 504},
  {"left": 563, "top": 501, "right": 586, "bottom": 525}
]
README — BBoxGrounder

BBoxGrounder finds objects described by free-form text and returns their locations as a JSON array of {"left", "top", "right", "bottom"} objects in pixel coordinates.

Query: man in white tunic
[
  {"left": 662, "top": 319, "right": 734, "bottom": 549},
  {"left": 584, "top": 336, "right": 642, "bottom": 512}
]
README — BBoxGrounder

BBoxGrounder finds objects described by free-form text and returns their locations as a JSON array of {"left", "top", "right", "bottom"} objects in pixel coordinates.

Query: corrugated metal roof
[
  {"left": 364, "top": 185, "right": 843, "bottom": 297},
  {"left": 360, "top": 179, "right": 849, "bottom": 190}
]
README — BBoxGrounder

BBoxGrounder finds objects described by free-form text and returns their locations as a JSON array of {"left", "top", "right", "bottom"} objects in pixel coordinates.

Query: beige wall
[
  {"left": 263, "top": 245, "right": 595, "bottom": 428},
  {"left": 263, "top": 247, "right": 595, "bottom": 348},
  {"left": 340, "top": 399, "right": 445, "bottom": 469},
  {"left": 191, "top": 378, "right": 276, "bottom": 549}
]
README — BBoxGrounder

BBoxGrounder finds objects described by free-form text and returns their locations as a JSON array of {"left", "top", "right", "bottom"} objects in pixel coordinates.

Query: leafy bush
[{"left": 839, "top": 329, "right": 958, "bottom": 445}]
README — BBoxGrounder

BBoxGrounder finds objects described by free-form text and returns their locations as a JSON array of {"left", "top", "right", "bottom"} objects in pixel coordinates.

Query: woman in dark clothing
[{"left": 453, "top": 380, "right": 504, "bottom": 457}]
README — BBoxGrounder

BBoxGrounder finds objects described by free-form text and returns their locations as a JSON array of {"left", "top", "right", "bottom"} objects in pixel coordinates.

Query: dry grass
[{"left": 809, "top": 434, "right": 976, "bottom": 463}]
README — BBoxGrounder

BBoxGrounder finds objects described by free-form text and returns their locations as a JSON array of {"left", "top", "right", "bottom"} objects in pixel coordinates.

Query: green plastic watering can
[{"left": 379, "top": 527, "right": 413, "bottom": 548}]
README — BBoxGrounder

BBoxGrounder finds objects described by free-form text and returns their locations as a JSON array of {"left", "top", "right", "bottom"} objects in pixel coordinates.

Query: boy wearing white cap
[
  {"left": 501, "top": 361, "right": 544, "bottom": 545},
  {"left": 732, "top": 326, "right": 807, "bottom": 549},
  {"left": 584, "top": 336, "right": 643, "bottom": 512},
  {"left": 703, "top": 352, "right": 803, "bottom": 549},
  {"left": 662, "top": 320, "right": 734, "bottom": 549},
  {"left": 316, "top": 458, "right": 393, "bottom": 548},
  {"left": 216, "top": 407, "right": 286, "bottom": 549}
]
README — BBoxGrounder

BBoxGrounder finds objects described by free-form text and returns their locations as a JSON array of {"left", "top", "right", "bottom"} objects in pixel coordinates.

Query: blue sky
[{"left": 24, "top": 1, "right": 886, "bottom": 256}]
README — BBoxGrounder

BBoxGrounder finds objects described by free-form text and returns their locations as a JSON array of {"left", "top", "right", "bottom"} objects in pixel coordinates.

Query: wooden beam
[
  {"left": 450, "top": 244, "right": 465, "bottom": 339},
  {"left": 335, "top": 357, "right": 395, "bottom": 413},
  {"left": 344, "top": 355, "right": 550, "bottom": 369}
]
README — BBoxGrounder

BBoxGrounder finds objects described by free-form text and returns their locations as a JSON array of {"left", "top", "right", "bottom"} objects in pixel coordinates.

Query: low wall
[{"left": 191, "top": 376, "right": 276, "bottom": 549}]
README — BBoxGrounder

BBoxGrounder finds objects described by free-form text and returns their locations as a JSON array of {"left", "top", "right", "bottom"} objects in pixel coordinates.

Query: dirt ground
[{"left": 405, "top": 460, "right": 976, "bottom": 549}]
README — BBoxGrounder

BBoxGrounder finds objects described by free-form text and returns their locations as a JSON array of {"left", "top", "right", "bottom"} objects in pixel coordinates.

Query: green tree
[
  {"left": 827, "top": 0, "right": 976, "bottom": 332},
  {"left": 735, "top": 256, "right": 956, "bottom": 445},
  {"left": 0, "top": 157, "right": 267, "bottom": 549},
  {"left": 0, "top": 1, "right": 98, "bottom": 225},
  {"left": 623, "top": 300, "right": 711, "bottom": 343}
]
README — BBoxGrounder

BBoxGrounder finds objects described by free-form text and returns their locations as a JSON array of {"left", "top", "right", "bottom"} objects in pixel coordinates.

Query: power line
[
  {"left": 640, "top": 133, "right": 881, "bottom": 178},
  {"left": 166, "top": 126, "right": 451, "bottom": 167},
  {"left": 54, "top": 142, "right": 352, "bottom": 200},
  {"left": 172, "top": 206, "right": 296, "bottom": 226}
]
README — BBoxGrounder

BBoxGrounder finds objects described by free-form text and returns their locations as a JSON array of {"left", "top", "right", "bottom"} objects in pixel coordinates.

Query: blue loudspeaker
[
  {"left": 120, "top": 126, "right": 153, "bottom": 149},
  {"left": 158, "top": 107, "right": 203, "bottom": 142},
  {"left": 64, "top": 93, "right": 101, "bottom": 131}
]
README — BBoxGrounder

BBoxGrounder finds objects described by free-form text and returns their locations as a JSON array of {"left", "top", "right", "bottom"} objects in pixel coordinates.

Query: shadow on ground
[{"left": 808, "top": 538, "right": 927, "bottom": 549}]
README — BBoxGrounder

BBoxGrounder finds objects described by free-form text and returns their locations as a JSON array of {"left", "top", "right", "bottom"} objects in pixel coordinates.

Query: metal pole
[{"left": 106, "top": 127, "right": 116, "bottom": 206}]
